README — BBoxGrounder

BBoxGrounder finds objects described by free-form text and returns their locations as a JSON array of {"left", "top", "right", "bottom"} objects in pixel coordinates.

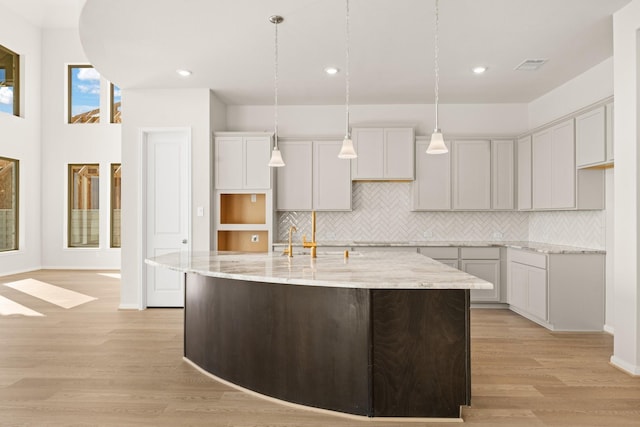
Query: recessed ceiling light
[
  {"left": 325, "top": 67, "right": 339, "bottom": 75},
  {"left": 176, "top": 69, "right": 192, "bottom": 77},
  {"left": 473, "top": 66, "right": 487, "bottom": 74}
]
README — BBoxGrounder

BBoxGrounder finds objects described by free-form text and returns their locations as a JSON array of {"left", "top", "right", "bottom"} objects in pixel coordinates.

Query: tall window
[
  {"left": 110, "top": 83, "right": 121, "bottom": 123},
  {"left": 68, "top": 164, "right": 99, "bottom": 248},
  {"left": 0, "top": 157, "right": 18, "bottom": 252},
  {"left": 68, "top": 65, "right": 101, "bottom": 123},
  {"left": 110, "top": 164, "right": 121, "bottom": 248},
  {"left": 0, "top": 44, "right": 19, "bottom": 116}
]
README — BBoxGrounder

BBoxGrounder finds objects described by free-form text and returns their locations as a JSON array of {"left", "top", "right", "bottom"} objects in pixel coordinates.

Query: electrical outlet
[
  {"left": 423, "top": 230, "right": 433, "bottom": 238},
  {"left": 492, "top": 231, "right": 503, "bottom": 240},
  {"left": 251, "top": 234, "right": 259, "bottom": 243},
  {"left": 251, "top": 194, "right": 257, "bottom": 203}
]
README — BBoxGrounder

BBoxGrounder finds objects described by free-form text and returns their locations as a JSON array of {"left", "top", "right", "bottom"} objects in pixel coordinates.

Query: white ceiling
[{"left": 3, "top": 0, "right": 632, "bottom": 105}]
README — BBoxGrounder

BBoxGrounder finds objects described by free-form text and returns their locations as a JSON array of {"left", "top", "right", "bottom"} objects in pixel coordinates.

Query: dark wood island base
[{"left": 184, "top": 273, "right": 471, "bottom": 420}]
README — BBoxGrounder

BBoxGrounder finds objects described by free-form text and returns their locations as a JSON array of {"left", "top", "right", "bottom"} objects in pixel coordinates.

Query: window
[
  {"left": 110, "top": 164, "right": 121, "bottom": 248},
  {"left": 68, "top": 164, "right": 99, "bottom": 248},
  {"left": 68, "top": 65, "right": 101, "bottom": 123},
  {"left": 0, "top": 157, "right": 18, "bottom": 252},
  {"left": 0, "top": 44, "right": 19, "bottom": 116},
  {"left": 110, "top": 83, "right": 121, "bottom": 123}
]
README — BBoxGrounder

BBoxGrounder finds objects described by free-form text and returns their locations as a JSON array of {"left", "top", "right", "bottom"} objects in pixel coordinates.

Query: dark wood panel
[
  {"left": 184, "top": 274, "right": 371, "bottom": 415},
  {"left": 371, "top": 289, "right": 470, "bottom": 418}
]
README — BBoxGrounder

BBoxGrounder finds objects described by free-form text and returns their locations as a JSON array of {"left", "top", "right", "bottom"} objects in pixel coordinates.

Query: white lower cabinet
[
  {"left": 461, "top": 247, "right": 501, "bottom": 302},
  {"left": 508, "top": 248, "right": 604, "bottom": 331},
  {"left": 420, "top": 247, "right": 501, "bottom": 303}
]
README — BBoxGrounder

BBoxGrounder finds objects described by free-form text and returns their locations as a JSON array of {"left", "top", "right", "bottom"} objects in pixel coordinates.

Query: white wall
[
  {"left": 120, "top": 88, "right": 214, "bottom": 308},
  {"left": 611, "top": 0, "right": 640, "bottom": 375},
  {"left": 40, "top": 29, "right": 121, "bottom": 269},
  {"left": 228, "top": 103, "right": 529, "bottom": 138},
  {"left": 0, "top": 11, "right": 42, "bottom": 275},
  {"left": 528, "top": 57, "right": 614, "bottom": 129}
]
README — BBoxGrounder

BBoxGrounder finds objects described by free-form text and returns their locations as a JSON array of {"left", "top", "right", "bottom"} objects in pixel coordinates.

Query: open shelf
[
  {"left": 220, "top": 193, "right": 266, "bottom": 225},
  {"left": 218, "top": 230, "right": 268, "bottom": 252}
]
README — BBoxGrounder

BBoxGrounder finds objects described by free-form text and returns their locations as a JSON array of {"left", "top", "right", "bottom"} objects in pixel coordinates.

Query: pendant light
[
  {"left": 338, "top": 0, "right": 357, "bottom": 159},
  {"left": 427, "top": 0, "right": 448, "bottom": 154},
  {"left": 268, "top": 15, "right": 285, "bottom": 167}
]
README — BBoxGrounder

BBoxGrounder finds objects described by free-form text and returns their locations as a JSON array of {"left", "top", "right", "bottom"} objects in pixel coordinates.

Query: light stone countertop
[
  {"left": 146, "top": 250, "right": 493, "bottom": 290},
  {"left": 271, "top": 240, "right": 605, "bottom": 254}
]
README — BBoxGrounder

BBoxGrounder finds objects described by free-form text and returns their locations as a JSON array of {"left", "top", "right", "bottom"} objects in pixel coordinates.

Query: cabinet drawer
[
  {"left": 460, "top": 247, "right": 500, "bottom": 260},
  {"left": 419, "top": 247, "right": 459, "bottom": 259},
  {"left": 510, "top": 249, "right": 546, "bottom": 269}
]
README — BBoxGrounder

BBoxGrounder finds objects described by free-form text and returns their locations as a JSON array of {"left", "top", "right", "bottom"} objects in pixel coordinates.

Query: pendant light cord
[
  {"left": 434, "top": 0, "right": 440, "bottom": 130},
  {"left": 345, "top": 0, "right": 350, "bottom": 139},
  {"left": 274, "top": 19, "right": 279, "bottom": 149}
]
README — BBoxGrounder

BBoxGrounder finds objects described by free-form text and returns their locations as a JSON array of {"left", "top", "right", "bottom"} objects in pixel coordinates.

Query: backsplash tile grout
[{"left": 277, "top": 182, "right": 605, "bottom": 249}]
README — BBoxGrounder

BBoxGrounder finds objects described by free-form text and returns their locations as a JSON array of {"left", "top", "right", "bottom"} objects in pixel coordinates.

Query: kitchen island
[{"left": 147, "top": 250, "right": 492, "bottom": 421}]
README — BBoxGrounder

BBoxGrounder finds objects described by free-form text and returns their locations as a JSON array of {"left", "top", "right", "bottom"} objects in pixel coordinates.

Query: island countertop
[{"left": 146, "top": 250, "right": 493, "bottom": 290}]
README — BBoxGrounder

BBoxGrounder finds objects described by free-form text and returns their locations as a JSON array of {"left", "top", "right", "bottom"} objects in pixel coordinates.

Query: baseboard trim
[
  {"left": 0, "top": 267, "right": 42, "bottom": 277},
  {"left": 603, "top": 324, "right": 615, "bottom": 335},
  {"left": 118, "top": 304, "right": 141, "bottom": 310},
  {"left": 610, "top": 356, "right": 640, "bottom": 377}
]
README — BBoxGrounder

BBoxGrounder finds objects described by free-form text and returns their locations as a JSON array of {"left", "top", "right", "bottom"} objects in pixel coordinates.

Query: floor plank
[{"left": 1, "top": 270, "right": 639, "bottom": 426}]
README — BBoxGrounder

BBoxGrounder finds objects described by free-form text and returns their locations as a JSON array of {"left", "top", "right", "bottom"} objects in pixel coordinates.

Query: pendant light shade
[
  {"left": 338, "top": 137, "right": 357, "bottom": 158},
  {"left": 427, "top": 0, "right": 448, "bottom": 155},
  {"left": 268, "top": 147, "right": 285, "bottom": 167},
  {"left": 268, "top": 15, "right": 285, "bottom": 167},
  {"left": 427, "top": 129, "right": 447, "bottom": 154},
  {"left": 338, "top": 0, "right": 357, "bottom": 159}
]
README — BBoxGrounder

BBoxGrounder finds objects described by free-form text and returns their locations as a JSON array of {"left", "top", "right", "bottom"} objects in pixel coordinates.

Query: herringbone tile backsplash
[
  {"left": 277, "top": 182, "right": 605, "bottom": 249},
  {"left": 529, "top": 211, "right": 605, "bottom": 249}
]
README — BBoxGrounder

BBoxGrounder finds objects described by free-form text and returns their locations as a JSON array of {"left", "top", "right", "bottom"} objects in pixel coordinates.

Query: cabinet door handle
[{"left": 182, "top": 239, "right": 188, "bottom": 244}]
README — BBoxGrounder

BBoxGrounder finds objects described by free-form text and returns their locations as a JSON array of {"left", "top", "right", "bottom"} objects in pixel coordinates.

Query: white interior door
[{"left": 145, "top": 130, "right": 190, "bottom": 307}]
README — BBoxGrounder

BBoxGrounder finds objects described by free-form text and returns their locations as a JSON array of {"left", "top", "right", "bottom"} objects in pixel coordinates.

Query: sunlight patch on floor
[
  {"left": 3, "top": 279, "right": 97, "bottom": 309},
  {"left": 97, "top": 272, "right": 121, "bottom": 279},
  {"left": 0, "top": 295, "right": 45, "bottom": 317}
]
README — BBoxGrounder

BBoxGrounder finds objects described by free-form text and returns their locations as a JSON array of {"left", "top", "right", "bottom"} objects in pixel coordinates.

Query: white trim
[
  {"left": 0, "top": 267, "right": 42, "bottom": 277},
  {"left": 610, "top": 356, "right": 640, "bottom": 376},
  {"left": 138, "top": 127, "right": 192, "bottom": 310},
  {"left": 40, "top": 265, "right": 120, "bottom": 270},
  {"left": 118, "top": 304, "right": 141, "bottom": 310},
  {"left": 182, "top": 357, "right": 463, "bottom": 423},
  {"left": 603, "top": 324, "right": 615, "bottom": 335}
]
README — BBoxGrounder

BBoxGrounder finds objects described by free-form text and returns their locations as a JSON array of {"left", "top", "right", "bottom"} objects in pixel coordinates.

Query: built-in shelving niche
[{"left": 217, "top": 193, "right": 269, "bottom": 252}]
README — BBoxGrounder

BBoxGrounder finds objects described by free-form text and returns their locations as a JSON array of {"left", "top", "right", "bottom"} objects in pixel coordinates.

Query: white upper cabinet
[
  {"left": 532, "top": 120, "right": 575, "bottom": 209},
  {"left": 276, "top": 140, "right": 351, "bottom": 211},
  {"left": 606, "top": 102, "right": 614, "bottom": 162},
  {"left": 492, "top": 140, "right": 515, "bottom": 210},
  {"left": 214, "top": 133, "right": 272, "bottom": 190},
  {"left": 517, "top": 136, "right": 532, "bottom": 210},
  {"left": 313, "top": 141, "right": 352, "bottom": 211},
  {"left": 452, "top": 140, "right": 491, "bottom": 210},
  {"left": 276, "top": 141, "right": 313, "bottom": 211},
  {"left": 412, "top": 140, "right": 451, "bottom": 210},
  {"left": 351, "top": 127, "right": 415, "bottom": 180},
  {"left": 576, "top": 106, "right": 606, "bottom": 168}
]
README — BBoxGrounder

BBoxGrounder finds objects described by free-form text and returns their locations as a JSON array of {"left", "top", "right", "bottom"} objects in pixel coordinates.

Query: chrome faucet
[
  {"left": 284, "top": 225, "right": 297, "bottom": 257},
  {"left": 302, "top": 211, "right": 317, "bottom": 258}
]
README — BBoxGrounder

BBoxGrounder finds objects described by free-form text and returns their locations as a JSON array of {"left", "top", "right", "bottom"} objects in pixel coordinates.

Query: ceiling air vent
[{"left": 514, "top": 59, "right": 548, "bottom": 71}]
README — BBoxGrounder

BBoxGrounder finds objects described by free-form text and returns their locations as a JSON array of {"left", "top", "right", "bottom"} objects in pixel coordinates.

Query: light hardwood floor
[{"left": 0, "top": 270, "right": 638, "bottom": 426}]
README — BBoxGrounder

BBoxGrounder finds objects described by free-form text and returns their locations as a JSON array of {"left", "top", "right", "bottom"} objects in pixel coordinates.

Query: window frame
[
  {"left": 110, "top": 83, "right": 121, "bottom": 124},
  {"left": 67, "top": 64, "right": 100, "bottom": 124},
  {"left": 0, "top": 44, "right": 20, "bottom": 117},
  {"left": 110, "top": 163, "right": 121, "bottom": 248},
  {"left": 68, "top": 163, "right": 100, "bottom": 248},
  {"left": 0, "top": 156, "right": 19, "bottom": 252}
]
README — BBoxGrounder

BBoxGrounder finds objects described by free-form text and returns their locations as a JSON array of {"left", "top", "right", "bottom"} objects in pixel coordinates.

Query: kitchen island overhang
[{"left": 147, "top": 251, "right": 492, "bottom": 421}]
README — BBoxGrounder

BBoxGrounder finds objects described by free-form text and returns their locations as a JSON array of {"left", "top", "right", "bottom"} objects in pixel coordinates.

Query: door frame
[{"left": 137, "top": 127, "right": 192, "bottom": 309}]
